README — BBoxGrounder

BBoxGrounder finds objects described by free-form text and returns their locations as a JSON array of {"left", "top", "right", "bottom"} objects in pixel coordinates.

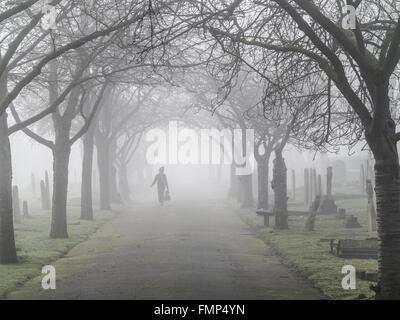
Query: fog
[
  {"left": 1, "top": 0, "right": 399, "bottom": 302},
  {"left": 9, "top": 123, "right": 372, "bottom": 206}
]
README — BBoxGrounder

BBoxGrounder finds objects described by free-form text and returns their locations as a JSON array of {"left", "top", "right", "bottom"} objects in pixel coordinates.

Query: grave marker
[
  {"left": 318, "top": 166, "right": 337, "bottom": 214},
  {"left": 304, "top": 168, "right": 309, "bottom": 205},
  {"left": 12, "top": 186, "right": 21, "bottom": 223}
]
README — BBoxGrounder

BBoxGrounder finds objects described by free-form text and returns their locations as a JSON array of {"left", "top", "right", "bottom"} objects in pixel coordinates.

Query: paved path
[{"left": 7, "top": 200, "right": 323, "bottom": 299}]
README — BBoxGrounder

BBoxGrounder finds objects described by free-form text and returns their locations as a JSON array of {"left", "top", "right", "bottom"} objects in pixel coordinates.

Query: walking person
[{"left": 150, "top": 167, "right": 170, "bottom": 206}]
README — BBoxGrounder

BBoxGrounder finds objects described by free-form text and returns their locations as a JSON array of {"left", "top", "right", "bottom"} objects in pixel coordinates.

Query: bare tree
[{"left": 198, "top": 0, "right": 400, "bottom": 298}]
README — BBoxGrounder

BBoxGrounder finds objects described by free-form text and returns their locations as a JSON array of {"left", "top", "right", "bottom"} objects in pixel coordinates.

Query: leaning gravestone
[
  {"left": 306, "top": 196, "right": 321, "bottom": 231},
  {"left": 318, "top": 174, "right": 322, "bottom": 196},
  {"left": 318, "top": 166, "right": 338, "bottom": 214},
  {"left": 45, "top": 171, "right": 51, "bottom": 207},
  {"left": 40, "top": 180, "right": 50, "bottom": 210},
  {"left": 366, "top": 179, "right": 377, "bottom": 232},
  {"left": 23, "top": 201, "right": 29, "bottom": 218}
]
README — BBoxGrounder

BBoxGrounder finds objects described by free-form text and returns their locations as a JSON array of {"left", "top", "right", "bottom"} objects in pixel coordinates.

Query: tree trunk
[
  {"left": 272, "top": 151, "right": 288, "bottom": 229},
  {"left": 109, "top": 142, "right": 122, "bottom": 204},
  {"left": 96, "top": 138, "right": 111, "bottom": 210},
  {"left": 257, "top": 157, "right": 269, "bottom": 210},
  {"left": 80, "top": 130, "right": 94, "bottom": 220},
  {"left": 374, "top": 160, "right": 400, "bottom": 299},
  {"left": 365, "top": 113, "right": 400, "bottom": 299},
  {"left": 50, "top": 139, "right": 71, "bottom": 238},
  {"left": 0, "top": 112, "right": 18, "bottom": 263},
  {"left": 118, "top": 163, "right": 130, "bottom": 202}
]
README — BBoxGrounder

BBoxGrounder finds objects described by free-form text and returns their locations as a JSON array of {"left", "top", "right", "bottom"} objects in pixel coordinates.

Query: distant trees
[
  {"left": 93, "top": 85, "right": 143, "bottom": 209},
  {"left": 80, "top": 94, "right": 98, "bottom": 221}
]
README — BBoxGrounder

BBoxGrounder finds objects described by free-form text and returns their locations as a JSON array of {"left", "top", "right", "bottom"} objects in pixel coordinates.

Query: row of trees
[{"left": 2, "top": 0, "right": 400, "bottom": 299}]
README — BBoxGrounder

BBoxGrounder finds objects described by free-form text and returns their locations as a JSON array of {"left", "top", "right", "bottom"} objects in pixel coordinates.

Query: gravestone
[
  {"left": 23, "top": 201, "right": 29, "bottom": 217},
  {"left": 40, "top": 180, "right": 50, "bottom": 210},
  {"left": 13, "top": 186, "right": 21, "bottom": 223},
  {"left": 366, "top": 179, "right": 377, "bottom": 232},
  {"left": 40, "top": 180, "right": 45, "bottom": 209},
  {"left": 45, "top": 170, "right": 50, "bottom": 205},
  {"left": 304, "top": 168, "right": 309, "bottom": 205},
  {"left": 292, "top": 169, "right": 296, "bottom": 200},
  {"left": 312, "top": 168, "right": 317, "bottom": 199},
  {"left": 318, "top": 166, "right": 337, "bottom": 214},
  {"left": 318, "top": 174, "right": 322, "bottom": 196},
  {"left": 306, "top": 196, "right": 321, "bottom": 231}
]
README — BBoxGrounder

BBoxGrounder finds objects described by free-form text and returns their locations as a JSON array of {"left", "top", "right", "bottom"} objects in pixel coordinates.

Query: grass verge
[
  {"left": 0, "top": 204, "right": 116, "bottom": 298},
  {"left": 232, "top": 196, "right": 378, "bottom": 300}
]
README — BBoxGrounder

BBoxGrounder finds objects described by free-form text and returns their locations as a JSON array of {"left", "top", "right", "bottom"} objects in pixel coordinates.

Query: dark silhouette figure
[{"left": 151, "top": 167, "right": 169, "bottom": 206}]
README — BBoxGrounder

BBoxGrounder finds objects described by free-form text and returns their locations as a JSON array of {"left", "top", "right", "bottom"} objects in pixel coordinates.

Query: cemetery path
[{"left": 7, "top": 200, "right": 323, "bottom": 300}]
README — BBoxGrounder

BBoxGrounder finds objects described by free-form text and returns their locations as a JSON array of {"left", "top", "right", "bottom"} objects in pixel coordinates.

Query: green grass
[
  {"left": 0, "top": 203, "right": 116, "bottom": 298},
  {"left": 233, "top": 191, "right": 378, "bottom": 300}
]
